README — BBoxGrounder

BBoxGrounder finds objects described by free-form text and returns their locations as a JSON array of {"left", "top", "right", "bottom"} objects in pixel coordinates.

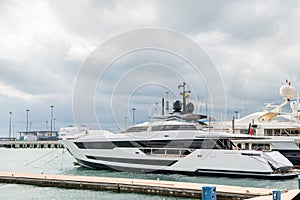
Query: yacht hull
[
  {"left": 64, "top": 139, "right": 297, "bottom": 179},
  {"left": 74, "top": 158, "right": 296, "bottom": 179}
]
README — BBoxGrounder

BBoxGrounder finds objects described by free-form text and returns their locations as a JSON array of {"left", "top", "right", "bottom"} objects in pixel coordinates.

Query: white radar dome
[{"left": 280, "top": 84, "right": 296, "bottom": 100}]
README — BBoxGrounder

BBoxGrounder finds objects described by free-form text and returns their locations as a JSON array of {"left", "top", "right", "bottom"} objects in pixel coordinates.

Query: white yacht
[
  {"left": 62, "top": 118, "right": 296, "bottom": 179},
  {"left": 211, "top": 81, "right": 300, "bottom": 167},
  {"left": 58, "top": 125, "right": 90, "bottom": 139},
  {"left": 214, "top": 81, "right": 300, "bottom": 137},
  {"left": 62, "top": 81, "right": 299, "bottom": 179}
]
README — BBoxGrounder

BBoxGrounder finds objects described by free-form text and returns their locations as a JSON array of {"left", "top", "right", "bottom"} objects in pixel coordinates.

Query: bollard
[
  {"left": 202, "top": 186, "right": 216, "bottom": 200},
  {"left": 272, "top": 190, "right": 281, "bottom": 200},
  {"left": 298, "top": 174, "right": 300, "bottom": 190}
]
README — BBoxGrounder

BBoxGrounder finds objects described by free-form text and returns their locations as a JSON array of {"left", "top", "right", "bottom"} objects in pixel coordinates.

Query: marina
[
  {"left": 1, "top": 0, "right": 300, "bottom": 199},
  {"left": 1, "top": 82, "right": 300, "bottom": 199}
]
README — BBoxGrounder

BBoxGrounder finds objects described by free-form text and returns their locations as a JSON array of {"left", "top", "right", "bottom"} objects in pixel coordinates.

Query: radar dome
[
  {"left": 187, "top": 102, "right": 194, "bottom": 114},
  {"left": 173, "top": 100, "right": 182, "bottom": 112},
  {"left": 280, "top": 83, "right": 296, "bottom": 100}
]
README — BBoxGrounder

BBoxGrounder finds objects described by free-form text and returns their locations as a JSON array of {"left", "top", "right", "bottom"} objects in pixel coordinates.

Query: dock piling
[
  {"left": 117, "top": 183, "right": 120, "bottom": 193},
  {"left": 298, "top": 174, "right": 300, "bottom": 190},
  {"left": 272, "top": 190, "right": 281, "bottom": 200},
  {"left": 202, "top": 186, "right": 216, "bottom": 200}
]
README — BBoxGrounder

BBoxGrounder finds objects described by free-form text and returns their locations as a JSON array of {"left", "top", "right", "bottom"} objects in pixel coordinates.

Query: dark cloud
[{"left": 1, "top": 0, "right": 300, "bottom": 135}]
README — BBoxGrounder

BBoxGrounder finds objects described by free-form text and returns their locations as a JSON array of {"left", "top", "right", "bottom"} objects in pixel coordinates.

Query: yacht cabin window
[
  {"left": 240, "top": 129, "right": 249, "bottom": 134},
  {"left": 151, "top": 125, "right": 198, "bottom": 131},
  {"left": 251, "top": 143, "right": 270, "bottom": 151},
  {"left": 125, "top": 126, "right": 148, "bottom": 132},
  {"left": 245, "top": 143, "right": 249, "bottom": 150}
]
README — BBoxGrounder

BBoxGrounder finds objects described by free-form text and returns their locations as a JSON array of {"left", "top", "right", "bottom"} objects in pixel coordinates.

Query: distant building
[{"left": 18, "top": 130, "right": 58, "bottom": 141}]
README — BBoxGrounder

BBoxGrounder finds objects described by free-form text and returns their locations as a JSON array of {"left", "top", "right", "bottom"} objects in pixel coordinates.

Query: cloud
[
  {"left": 0, "top": 83, "right": 48, "bottom": 102},
  {"left": 1, "top": 0, "right": 300, "bottom": 135}
]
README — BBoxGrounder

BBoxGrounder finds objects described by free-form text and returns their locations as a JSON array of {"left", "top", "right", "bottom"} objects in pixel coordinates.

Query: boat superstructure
[
  {"left": 210, "top": 81, "right": 300, "bottom": 167},
  {"left": 213, "top": 81, "right": 300, "bottom": 138}
]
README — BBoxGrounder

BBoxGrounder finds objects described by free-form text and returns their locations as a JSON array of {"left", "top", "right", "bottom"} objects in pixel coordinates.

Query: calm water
[{"left": 0, "top": 148, "right": 298, "bottom": 199}]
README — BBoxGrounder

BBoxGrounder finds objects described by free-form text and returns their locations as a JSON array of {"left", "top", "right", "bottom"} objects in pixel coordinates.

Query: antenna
[
  {"left": 162, "top": 98, "right": 164, "bottom": 115},
  {"left": 242, "top": 97, "right": 245, "bottom": 117},
  {"left": 166, "top": 91, "right": 169, "bottom": 113},
  {"left": 178, "top": 82, "right": 191, "bottom": 114},
  {"left": 205, "top": 85, "right": 208, "bottom": 118}
]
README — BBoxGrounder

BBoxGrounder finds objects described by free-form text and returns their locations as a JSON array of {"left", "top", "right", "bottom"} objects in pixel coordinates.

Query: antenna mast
[{"left": 178, "top": 82, "right": 191, "bottom": 114}]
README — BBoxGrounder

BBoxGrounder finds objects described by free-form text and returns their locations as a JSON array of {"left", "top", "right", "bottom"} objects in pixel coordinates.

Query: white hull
[{"left": 63, "top": 127, "right": 296, "bottom": 179}]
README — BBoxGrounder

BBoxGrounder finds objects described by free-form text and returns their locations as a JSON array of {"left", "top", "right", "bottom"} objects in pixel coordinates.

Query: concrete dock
[
  {"left": 0, "top": 141, "right": 64, "bottom": 148},
  {"left": 0, "top": 172, "right": 297, "bottom": 199},
  {"left": 247, "top": 189, "right": 300, "bottom": 200}
]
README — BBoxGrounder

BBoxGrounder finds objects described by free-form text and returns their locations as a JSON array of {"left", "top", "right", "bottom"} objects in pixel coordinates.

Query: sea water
[{"left": 0, "top": 149, "right": 298, "bottom": 200}]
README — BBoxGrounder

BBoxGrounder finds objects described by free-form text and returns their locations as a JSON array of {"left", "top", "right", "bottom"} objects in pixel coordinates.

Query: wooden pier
[
  {"left": 247, "top": 189, "right": 300, "bottom": 200},
  {"left": 0, "top": 172, "right": 298, "bottom": 199},
  {"left": 0, "top": 141, "right": 64, "bottom": 148}
]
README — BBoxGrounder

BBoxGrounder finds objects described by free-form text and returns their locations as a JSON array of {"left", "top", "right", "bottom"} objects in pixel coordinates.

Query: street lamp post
[
  {"left": 8, "top": 112, "right": 12, "bottom": 140},
  {"left": 235, "top": 111, "right": 239, "bottom": 119},
  {"left": 26, "top": 109, "right": 29, "bottom": 131},
  {"left": 124, "top": 116, "right": 127, "bottom": 130},
  {"left": 50, "top": 105, "right": 54, "bottom": 135},
  {"left": 53, "top": 118, "right": 56, "bottom": 131},
  {"left": 132, "top": 108, "right": 136, "bottom": 125}
]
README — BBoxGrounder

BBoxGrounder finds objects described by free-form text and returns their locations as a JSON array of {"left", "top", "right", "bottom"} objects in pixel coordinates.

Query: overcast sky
[{"left": 1, "top": 0, "right": 300, "bottom": 136}]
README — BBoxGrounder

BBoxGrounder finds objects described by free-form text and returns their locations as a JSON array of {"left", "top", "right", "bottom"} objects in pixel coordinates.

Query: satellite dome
[
  {"left": 280, "top": 82, "right": 296, "bottom": 100},
  {"left": 187, "top": 102, "right": 194, "bottom": 114},
  {"left": 173, "top": 100, "right": 182, "bottom": 112}
]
